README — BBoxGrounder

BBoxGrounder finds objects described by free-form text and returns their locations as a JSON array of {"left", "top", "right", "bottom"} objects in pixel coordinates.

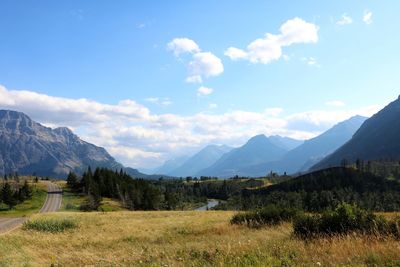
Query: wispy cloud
[
  {"left": 336, "top": 13, "right": 353, "bottom": 25},
  {"left": 144, "top": 97, "right": 172, "bottom": 106},
  {"left": 363, "top": 10, "right": 373, "bottom": 25}
]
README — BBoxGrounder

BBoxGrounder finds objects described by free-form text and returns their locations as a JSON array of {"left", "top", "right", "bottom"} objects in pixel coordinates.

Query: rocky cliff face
[{"left": 0, "top": 110, "right": 122, "bottom": 178}]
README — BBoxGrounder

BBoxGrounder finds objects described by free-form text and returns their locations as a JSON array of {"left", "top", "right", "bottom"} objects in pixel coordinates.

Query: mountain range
[
  {"left": 312, "top": 96, "right": 400, "bottom": 170},
  {"left": 0, "top": 110, "right": 151, "bottom": 179},
  {"left": 197, "top": 134, "right": 291, "bottom": 177},
  {"left": 167, "top": 145, "right": 232, "bottom": 177},
  {"left": 3, "top": 94, "right": 400, "bottom": 180},
  {"left": 243, "top": 115, "right": 367, "bottom": 176}
]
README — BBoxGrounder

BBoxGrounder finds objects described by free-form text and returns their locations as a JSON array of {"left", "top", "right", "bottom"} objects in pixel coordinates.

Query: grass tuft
[{"left": 23, "top": 218, "right": 78, "bottom": 233}]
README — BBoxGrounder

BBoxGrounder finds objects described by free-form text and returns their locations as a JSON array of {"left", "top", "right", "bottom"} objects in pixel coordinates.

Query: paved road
[
  {"left": 0, "top": 181, "right": 62, "bottom": 234},
  {"left": 40, "top": 182, "right": 63, "bottom": 213}
]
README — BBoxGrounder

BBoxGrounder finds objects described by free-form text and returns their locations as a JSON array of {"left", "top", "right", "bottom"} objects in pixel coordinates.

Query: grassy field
[
  {"left": 0, "top": 181, "right": 47, "bottom": 218},
  {"left": 0, "top": 211, "right": 400, "bottom": 266}
]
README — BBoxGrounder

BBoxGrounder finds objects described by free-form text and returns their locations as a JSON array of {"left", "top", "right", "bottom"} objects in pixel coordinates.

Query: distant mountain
[
  {"left": 197, "top": 134, "right": 287, "bottom": 177},
  {"left": 0, "top": 110, "right": 149, "bottom": 179},
  {"left": 168, "top": 145, "right": 233, "bottom": 177},
  {"left": 238, "top": 115, "right": 367, "bottom": 176},
  {"left": 312, "top": 96, "right": 400, "bottom": 170},
  {"left": 153, "top": 156, "right": 190, "bottom": 175},
  {"left": 268, "top": 135, "right": 303, "bottom": 150}
]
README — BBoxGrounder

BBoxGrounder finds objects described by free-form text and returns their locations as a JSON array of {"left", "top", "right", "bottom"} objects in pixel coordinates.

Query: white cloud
[
  {"left": 197, "top": 86, "right": 214, "bottom": 96},
  {"left": 326, "top": 100, "right": 345, "bottom": 107},
  {"left": 224, "top": 47, "right": 248, "bottom": 61},
  {"left": 167, "top": 38, "right": 200, "bottom": 56},
  {"left": 0, "top": 85, "right": 383, "bottom": 169},
  {"left": 185, "top": 75, "right": 202, "bottom": 84},
  {"left": 363, "top": 10, "right": 373, "bottom": 25},
  {"left": 188, "top": 52, "right": 224, "bottom": 79},
  {"left": 168, "top": 38, "right": 224, "bottom": 84},
  {"left": 225, "top": 17, "right": 319, "bottom": 64},
  {"left": 301, "top": 57, "right": 320, "bottom": 67},
  {"left": 336, "top": 14, "right": 353, "bottom": 25}
]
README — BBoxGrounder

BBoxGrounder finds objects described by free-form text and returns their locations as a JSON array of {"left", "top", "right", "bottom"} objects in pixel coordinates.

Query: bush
[
  {"left": 294, "top": 203, "right": 400, "bottom": 239},
  {"left": 23, "top": 218, "right": 78, "bottom": 233},
  {"left": 231, "top": 205, "right": 302, "bottom": 227}
]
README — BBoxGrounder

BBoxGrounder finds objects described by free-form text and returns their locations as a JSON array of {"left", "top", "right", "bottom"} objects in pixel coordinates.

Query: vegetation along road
[{"left": 0, "top": 181, "right": 62, "bottom": 234}]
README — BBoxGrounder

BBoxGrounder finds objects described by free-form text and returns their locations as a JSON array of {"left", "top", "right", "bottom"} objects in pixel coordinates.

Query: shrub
[
  {"left": 293, "top": 203, "right": 400, "bottom": 239},
  {"left": 231, "top": 205, "right": 302, "bottom": 227},
  {"left": 23, "top": 218, "right": 78, "bottom": 233}
]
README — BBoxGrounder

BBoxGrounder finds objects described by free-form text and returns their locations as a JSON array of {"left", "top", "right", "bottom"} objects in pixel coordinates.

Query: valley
[{"left": 0, "top": 2, "right": 399, "bottom": 265}]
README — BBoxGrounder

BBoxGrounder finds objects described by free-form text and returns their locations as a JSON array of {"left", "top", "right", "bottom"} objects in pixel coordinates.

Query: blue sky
[{"left": 0, "top": 1, "right": 399, "bottom": 169}]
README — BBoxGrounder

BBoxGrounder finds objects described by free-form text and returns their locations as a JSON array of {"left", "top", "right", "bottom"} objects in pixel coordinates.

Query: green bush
[
  {"left": 231, "top": 205, "right": 302, "bottom": 227},
  {"left": 23, "top": 218, "right": 78, "bottom": 233},
  {"left": 294, "top": 203, "right": 400, "bottom": 239}
]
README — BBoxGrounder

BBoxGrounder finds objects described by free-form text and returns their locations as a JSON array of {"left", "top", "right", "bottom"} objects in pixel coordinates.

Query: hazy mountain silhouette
[
  {"left": 168, "top": 145, "right": 232, "bottom": 177},
  {"left": 233, "top": 116, "right": 367, "bottom": 176},
  {"left": 197, "top": 134, "right": 288, "bottom": 177}
]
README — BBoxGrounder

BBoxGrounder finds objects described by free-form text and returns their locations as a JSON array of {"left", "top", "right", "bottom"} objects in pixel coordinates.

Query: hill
[
  {"left": 236, "top": 167, "right": 400, "bottom": 211},
  {"left": 313, "top": 96, "right": 400, "bottom": 170}
]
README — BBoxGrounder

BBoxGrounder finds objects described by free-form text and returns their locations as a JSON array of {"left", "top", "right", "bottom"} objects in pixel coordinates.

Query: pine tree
[
  {"left": 2, "top": 183, "right": 16, "bottom": 209},
  {"left": 67, "top": 171, "right": 78, "bottom": 189}
]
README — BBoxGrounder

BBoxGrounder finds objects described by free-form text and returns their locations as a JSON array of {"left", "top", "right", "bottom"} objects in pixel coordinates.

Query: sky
[{"left": 0, "top": 1, "right": 399, "bottom": 170}]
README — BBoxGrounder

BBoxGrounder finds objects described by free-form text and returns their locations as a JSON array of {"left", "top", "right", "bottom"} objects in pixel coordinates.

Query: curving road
[{"left": 0, "top": 181, "right": 62, "bottom": 234}]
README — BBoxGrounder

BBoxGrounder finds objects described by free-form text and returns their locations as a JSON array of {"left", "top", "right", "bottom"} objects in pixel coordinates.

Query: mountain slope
[
  {"left": 168, "top": 145, "right": 232, "bottom": 177},
  {"left": 197, "top": 134, "right": 287, "bottom": 177},
  {"left": 0, "top": 110, "right": 147, "bottom": 178},
  {"left": 242, "top": 115, "right": 367, "bottom": 176},
  {"left": 152, "top": 156, "right": 190, "bottom": 175},
  {"left": 268, "top": 135, "right": 303, "bottom": 150},
  {"left": 313, "top": 96, "right": 400, "bottom": 170}
]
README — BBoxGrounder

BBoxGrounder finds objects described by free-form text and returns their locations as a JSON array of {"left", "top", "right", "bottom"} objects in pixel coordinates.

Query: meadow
[{"left": 0, "top": 211, "right": 400, "bottom": 266}]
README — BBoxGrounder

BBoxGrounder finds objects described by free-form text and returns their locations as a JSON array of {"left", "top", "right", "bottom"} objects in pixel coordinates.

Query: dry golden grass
[{"left": 0, "top": 211, "right": 399, "bottom": 266}]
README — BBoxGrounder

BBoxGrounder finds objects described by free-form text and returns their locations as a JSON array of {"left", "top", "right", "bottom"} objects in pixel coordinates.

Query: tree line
[
  {"left": 222, "top": 167, "right": 400, "bottom": 212},
  {"left": 0, "top": 174, "right": 33, "bottom": 210},
  {"left": 66, "top": 167, "right": 267, "bottom": 211}
]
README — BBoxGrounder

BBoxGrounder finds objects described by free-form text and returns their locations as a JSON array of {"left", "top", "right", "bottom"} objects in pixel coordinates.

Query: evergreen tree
[
  {"left": 67, "top": 171, "right": 78, "bottom": 189},
  {"left": 2, "top": 183, "right": 16, "bottom": 209}
]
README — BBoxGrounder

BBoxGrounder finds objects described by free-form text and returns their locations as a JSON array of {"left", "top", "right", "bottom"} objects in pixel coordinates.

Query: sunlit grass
[{"left": 0, "top": 211, "right": 399, "bottom": 266}]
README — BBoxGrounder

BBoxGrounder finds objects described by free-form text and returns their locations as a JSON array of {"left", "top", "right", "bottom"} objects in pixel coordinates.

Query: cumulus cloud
[
  {"left": 225, "top": 17, "right": 318, "bottom": 64},
  {"left": 336, "top": 14, "right": 353, "bottom": 25},
  {"left": 167, "top": 38, "right": 224, "bottom": 84},
  {"left": 0, "top": 85, "right": 382, "bottom": 169},
  {"left": 189, "top": 52, "right": 224, "bottom": 78},
  {"left": 167, "top": 38, "right": 200, "bottom": 56},
  {"left": 197, "top": 86, "right": 214, "bottom": 96},
  {"left": 363, "top": 10, "right": 373, "bottom": 25}
]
